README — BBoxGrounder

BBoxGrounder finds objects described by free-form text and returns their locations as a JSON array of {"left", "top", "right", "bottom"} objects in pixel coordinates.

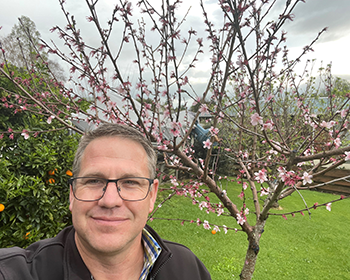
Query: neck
[{"left": 75, "top": 233, "right": 144, "bottom": 280}]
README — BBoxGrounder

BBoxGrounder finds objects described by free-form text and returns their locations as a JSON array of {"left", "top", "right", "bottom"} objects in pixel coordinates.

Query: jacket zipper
[{"left": 148, "top": 254, "right": 172, "bottom": 280}]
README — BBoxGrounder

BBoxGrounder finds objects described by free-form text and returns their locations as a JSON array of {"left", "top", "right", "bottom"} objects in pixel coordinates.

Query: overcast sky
[{"left": 1, "top": 0, "right": 350, "bottom": 85}]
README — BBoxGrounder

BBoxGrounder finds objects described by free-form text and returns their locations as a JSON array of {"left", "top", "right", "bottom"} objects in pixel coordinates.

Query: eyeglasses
[{"left": 68, "top": 177, "right": 154, "bottom": 202}]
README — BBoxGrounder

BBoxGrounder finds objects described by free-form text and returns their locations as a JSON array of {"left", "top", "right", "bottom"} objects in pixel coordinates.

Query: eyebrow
[
  {"left": 79, "top": 172, "right": 144, "bottom": 178},
  {"left": 79, "top": 172, "right": 105, "bottom": 178}
]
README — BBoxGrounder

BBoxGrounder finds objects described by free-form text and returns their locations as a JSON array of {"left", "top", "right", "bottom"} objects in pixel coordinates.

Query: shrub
[{"left": 0, "top": 115, "right": 80, "bottom": 248}]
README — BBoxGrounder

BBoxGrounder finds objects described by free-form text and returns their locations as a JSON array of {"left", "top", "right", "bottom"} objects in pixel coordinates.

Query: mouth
[{"left": 91, "top": 216, "right": 128, "bottom": 226}]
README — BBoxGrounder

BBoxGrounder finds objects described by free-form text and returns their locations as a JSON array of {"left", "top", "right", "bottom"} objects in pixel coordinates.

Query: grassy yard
[{"left": 148, "top": 182, "right": 350, "bottom": 279}]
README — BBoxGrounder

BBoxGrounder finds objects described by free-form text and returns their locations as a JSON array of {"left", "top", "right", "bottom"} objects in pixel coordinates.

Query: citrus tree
[{"left": 0, "top": 65, "right": 80, "bottom": 248}]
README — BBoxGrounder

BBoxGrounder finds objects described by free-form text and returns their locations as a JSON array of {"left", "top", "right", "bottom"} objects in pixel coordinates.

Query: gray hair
[{"left": 72, "top": 123, "right": 157, "bottom": 178}]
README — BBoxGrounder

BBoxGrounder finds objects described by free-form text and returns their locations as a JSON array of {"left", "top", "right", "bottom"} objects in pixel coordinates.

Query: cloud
[
  {"left": 283, "top": 0, "right": 350, "bottom": 43},
  {"left": 2, "top": 0, "right": 350, "bottom": 79}
]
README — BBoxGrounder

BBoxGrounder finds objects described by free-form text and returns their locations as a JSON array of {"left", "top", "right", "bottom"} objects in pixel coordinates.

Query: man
[{"left": 0, "top": 123, "right": 211, "bottom": 280}]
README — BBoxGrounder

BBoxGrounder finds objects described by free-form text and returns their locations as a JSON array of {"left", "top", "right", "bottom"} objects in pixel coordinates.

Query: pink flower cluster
[
  {"left": 277, "top": 167, "right": 301, "bottom": 186},
  {"left": 254, "top": 169, "right": 268, "bottom": 183}
]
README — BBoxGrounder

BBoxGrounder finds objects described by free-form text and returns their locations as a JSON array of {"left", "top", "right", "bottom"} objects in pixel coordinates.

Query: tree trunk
[{"left": 240, "top": 221, "right": 266, "bottom": 279}]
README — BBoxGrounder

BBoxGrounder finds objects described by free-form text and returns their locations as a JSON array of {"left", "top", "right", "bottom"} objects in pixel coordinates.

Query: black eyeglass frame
[{"left": 68, "top": 177, "right": 154, "bottom": 202}]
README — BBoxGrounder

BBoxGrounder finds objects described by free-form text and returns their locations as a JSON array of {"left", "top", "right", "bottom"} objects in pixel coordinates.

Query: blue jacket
[{"left": 0, "top": 225, "right": 211, "bottom": 280}]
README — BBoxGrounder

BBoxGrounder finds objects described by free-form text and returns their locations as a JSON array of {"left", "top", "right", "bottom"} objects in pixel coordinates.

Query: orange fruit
[
  {"left": 48, "top": 178, "right": 55, "bottom": 184},
  {"left": 66, "top": 170, "right": 73, "bottom": 176},
  {"left": 0, "top": 204, "right": 4, "bottom": 212},
  {"left": 48, "top": 170, "right": 55, "bottom": 176},
  {"left": 211, "top": 230, "right": 216, "bottom": 235}
]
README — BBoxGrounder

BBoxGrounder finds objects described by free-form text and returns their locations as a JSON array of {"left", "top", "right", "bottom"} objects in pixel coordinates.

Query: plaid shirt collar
[
  {"left": 90, "top": 228, "right": 162, "bottom": 280},
  {"left": 139, "top": 228, "right": 162, "bottom": 280}
]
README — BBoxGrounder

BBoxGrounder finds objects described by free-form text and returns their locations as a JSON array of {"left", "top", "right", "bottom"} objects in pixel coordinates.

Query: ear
[
  {"left": 69, "top": 184, "right": 74, "bottom": 212},
  {"left": 148, "top": 179, "right": 159, "bottom": 213}
]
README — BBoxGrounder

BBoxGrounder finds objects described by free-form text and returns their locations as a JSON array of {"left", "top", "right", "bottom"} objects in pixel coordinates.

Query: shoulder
[
  {"left": 145, "top": 225, "right": 211, "bottom": 280},
  {"left": 0, "top": 226, "right": 74, "bottom": 280},
  {"left": 163, "top": 239, "right": 208, "bottom": 266},
  {"left": 162, "top": 239, "right": 199, "bottom": 259},
  {"left": 158, "top": 239, "right": 211, "bottom": 279}
]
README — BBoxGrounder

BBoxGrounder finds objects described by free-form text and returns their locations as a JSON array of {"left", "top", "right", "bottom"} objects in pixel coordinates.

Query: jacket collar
[
  {"left": 62, "top": 225, "right": 172, "bottom": 280},
  {"left": 63, "top": 227, "right": 93, "bottom": 280},
  {"left": 144, "top": 224, "right": 173, "bottom": 279}
]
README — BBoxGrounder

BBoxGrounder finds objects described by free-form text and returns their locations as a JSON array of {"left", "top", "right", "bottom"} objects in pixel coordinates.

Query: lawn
[{"left": 148, "top": 182, "right": 350, "bottom": 279}]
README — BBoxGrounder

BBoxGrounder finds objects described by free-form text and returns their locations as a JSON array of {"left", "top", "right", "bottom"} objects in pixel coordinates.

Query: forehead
[{"left": 80, "top": 136, "right": 149, "bottom": 176}]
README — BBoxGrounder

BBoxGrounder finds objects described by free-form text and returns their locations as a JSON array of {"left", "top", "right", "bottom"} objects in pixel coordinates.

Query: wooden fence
[{"left": 312, "top": 169, "right": 350, "bottom": 195}]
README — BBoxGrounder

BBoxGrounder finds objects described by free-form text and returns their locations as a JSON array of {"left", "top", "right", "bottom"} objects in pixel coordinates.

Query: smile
[{"left": 92, "top": 216, "right": 128, "bottom": 226}]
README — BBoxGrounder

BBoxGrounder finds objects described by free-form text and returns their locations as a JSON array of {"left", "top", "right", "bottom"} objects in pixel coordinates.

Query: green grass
[{"left": 148, "top": 183, "right": 350, "bottom": 280}]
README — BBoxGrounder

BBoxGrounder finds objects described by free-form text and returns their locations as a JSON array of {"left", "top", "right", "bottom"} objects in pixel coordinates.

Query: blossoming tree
[{"left": 1, "top": 0, "right": 350, "bottom": 278}]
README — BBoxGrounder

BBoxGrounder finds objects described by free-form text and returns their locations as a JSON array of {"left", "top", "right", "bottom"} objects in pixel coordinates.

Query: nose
[{"left": 98, "top": 181, "right": 123, "bottom": 208}]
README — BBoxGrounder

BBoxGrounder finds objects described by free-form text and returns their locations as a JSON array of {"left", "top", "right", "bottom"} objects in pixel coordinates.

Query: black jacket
[{"left": 0, "top": 225, "right": 211, "bottom": 280}]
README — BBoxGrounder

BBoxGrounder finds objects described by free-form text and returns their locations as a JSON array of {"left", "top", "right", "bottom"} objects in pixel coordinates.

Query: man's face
[{"left": 69, "top": 136, "right": 158, "bottom": 256}]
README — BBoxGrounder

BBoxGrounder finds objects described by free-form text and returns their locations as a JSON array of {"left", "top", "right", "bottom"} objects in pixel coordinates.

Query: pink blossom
[
  {"left": 334, "top": 138, "right": 341, "bottom": 148},
  {"left": 213, "top": 225, "right": 220, "bottom": 233},
  {"left": 21, "top": 130, "right": 30, "bottom": 140},
  {"left": 163, "top": 109, "right": 171, "bottom": 118},
  {"left": 302, "top": 172, "right": 313, "bottom": 185},
  {"left": 260, "top": 187, "right": 270, "bottom": 196},
  {"left": 238, "top": 191, "right": 244, "bottom": 200},
  {"left": 199, "top": 104, "right": 209, "bottom": 113},
  {"left": 199, "top": 201, "right": 208, "bottom": 210},
  {"left": 304, "top": 149, "right": 311, "bottom": 156},
  {"left": 340, "top": 109, "right": 348, "bottom": 118},
  {"left": 209, "top": 126, "right": 219, "bottom": 135},
  {"left": 47, "top": 115, "right": 55, "bottom": 124},
  {"left": 223, "top": 225, "right": 228, "bottom": 234},
  {"left": 345, "top": 152, "right": 350, "bottom": 161},
  {"left": 236, "top": 213, "right": 246, "bottom": 225},
  {"left": 217, "top": 207, "right": 224, "bottom": 216},
  {"left": 326, "top": 203, "right": 332, "bottom": 211},
  {"left": 244, "top": 208, "right": 250, "bottom": 216},
  {"left": 263, "top": 120, "right": 274, "bottom": 131},
  {"left": 197, "top": 38, "right": 203, "bottom": 47},
  {"left": 242, "top": 182, "right": 248, "bottom": 190},
  {"left": 158, "top": 145, "right": 167, "bottom": 150},
  {"left": 170, "top": 122, "right": 181, "bottom": 137},
  {"left": 203, "top": 139, "right": 212, "bottom": 149},
  {"left": 203, "top": 220, "right": 211, "bottom": 230},
  {"left": 278, "top": 167, "right": 299, "bottom": 186},
  {"left": 320, "top": 120, "right": 335, "bottom": 129},
  {"left": 170, "top": 178, "right": 179, "bottom": 187},
  {"left": 254, "top": 169, "right": 268, "bottom": 183},
  {"left": 251, "top": 113, "right": 263, "bottom": 126}
]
